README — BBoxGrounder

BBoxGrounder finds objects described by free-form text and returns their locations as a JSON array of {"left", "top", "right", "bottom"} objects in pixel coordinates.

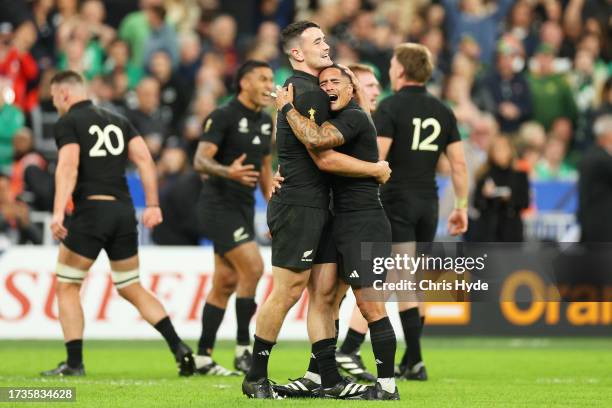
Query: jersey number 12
[
  {"left": 89, "top": 124, "right": 125, "bottom": 157},
  {"left": 411, "top": 118, "right": 440, "bottom": 151}
]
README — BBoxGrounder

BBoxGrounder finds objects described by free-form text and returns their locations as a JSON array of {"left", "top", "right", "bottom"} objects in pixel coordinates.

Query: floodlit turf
[{"left": 0, "top": 338, "right": 611, "bottom": 407}]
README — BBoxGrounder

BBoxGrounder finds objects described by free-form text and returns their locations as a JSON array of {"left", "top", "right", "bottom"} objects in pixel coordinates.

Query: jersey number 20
[
  {"left": 89, "top": 124, "right": 125, "bottom": 157},
  {"left": 411, "top": 118, "right": 440, "bottom": 151}
]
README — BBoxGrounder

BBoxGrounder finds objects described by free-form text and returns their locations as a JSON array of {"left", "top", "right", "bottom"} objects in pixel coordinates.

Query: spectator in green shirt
[
  {"left": 118, "top": 0, "right": 153, "bottom": 67},
  {"left": 0, "top": 80, "right": 25, "bottom": 172},
  {"left": 103, "top": 39, "right": 143, "bottom": 89},
  {"left": 534, "top": 136, "right": 577, "bottom": 181},
  {"left": 528, "top": 43, "right": 578, "bottom": 130}
]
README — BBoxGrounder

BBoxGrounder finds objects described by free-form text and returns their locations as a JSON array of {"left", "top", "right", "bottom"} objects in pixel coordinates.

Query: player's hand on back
[
  {"left": 374, "top": 160, "right": 391, "bottom": 184},
  {"left": 142, "top": 206, "right": 163, "bottom": 228},
  {"left": 274, "top": 84, "right": 294, "bottom": 110},
  {"left": 447, "top": 208, "right": 468, "bottom": 236},
  {"left": 51, "top": 212, "right": 68, "bottom": 241},
  {"left": 270, "top": 166, "right": 284, "bottom": 199},
  {"left": 228, "top": 153, "right": 260, "bottom": 187}
]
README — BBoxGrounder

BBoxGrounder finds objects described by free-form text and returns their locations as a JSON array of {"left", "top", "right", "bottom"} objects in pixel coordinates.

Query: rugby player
[
  {"left": 193, "top": 60, "right": 274, "bottom": 376},
  {"left": 242, "top": 21, "right": 391, "bottom": 399},
  {"left": 334, "top": 63, "right": 380, "bottom": 382},
  {"left": 41, "top": 71, "right": 195, "bottom": 377},
  {"left": 374, "top": 43, "right": 468, "bottom": 380},
  {"left": 273, "top": 64, "right": 399, "bottom": 400}
]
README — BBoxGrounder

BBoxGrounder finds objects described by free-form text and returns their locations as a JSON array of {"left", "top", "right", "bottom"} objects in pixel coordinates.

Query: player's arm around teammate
[{"left": 275, "top": 82, "right": 391, "bottom": 184}]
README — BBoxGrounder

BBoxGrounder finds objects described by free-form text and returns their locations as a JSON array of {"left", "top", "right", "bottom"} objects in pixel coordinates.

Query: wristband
[
  {"left": 454, "top": 197, "right": 468, "bottom": 209},
  {"left": 281, "top": 103, "right": 294, "bottom": 116},
  {"left": 146, "top": 204, "right": 160, "bottom": 208}
]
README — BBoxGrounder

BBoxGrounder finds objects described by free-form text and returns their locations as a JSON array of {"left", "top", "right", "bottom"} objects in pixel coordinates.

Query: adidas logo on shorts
[
  {"left": 258, "top": 350, "right": 270, "bottom": 356},
  {"left": 375, "top": 359, "right": 383, "bottom": 364},
  {"left": 233, "top": 227, "right": 249, "bottom": 242},
  {"left": 301, "top": 249, "right": 313, "bottom": 262},
  {"left": 350, "top": 270, "right": 360, "bottom": 278}
]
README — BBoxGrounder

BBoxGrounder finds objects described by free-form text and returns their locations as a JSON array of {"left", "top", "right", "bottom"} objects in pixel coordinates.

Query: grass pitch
[{"left": 0, "top": 338, "right": 610, "bottom": 407}]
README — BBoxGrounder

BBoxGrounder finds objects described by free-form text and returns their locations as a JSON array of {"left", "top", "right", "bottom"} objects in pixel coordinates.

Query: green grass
[{"left": 1, "top": 338, "right": 611, "bottom": 407}]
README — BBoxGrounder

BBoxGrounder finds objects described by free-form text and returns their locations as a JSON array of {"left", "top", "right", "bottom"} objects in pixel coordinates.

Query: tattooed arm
[
  {"left": 285, "top": 107, "right": 345, "bottom": 151},
  {"left": 275, "top": 83, "right": 344, "bottom": 151}
]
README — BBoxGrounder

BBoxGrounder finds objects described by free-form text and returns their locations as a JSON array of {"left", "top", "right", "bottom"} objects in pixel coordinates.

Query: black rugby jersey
[
  {"left": 374, "top": 85, "right": 461, "bottom": 198},
  {"left": 54, "top": 100, "right": 138, "bottom": 203},
  {"left": 272, "top": 70, "right": 331, "bottom": 209},
  {"left": 199, "top": 98, "right": 273, "bottom": 206},
  {"left": 328, "top": 100, "right": 381, "bottom": 212}
]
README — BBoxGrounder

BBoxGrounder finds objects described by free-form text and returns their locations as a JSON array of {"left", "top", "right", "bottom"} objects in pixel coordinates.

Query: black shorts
[
  {"left": 383, "top": 193, "right": 438, "bottom": 242},
  {"left": 333, "top": 208, "right": 392, "bottom": 288},
  {"left": 313, "top": 218, "right": 337, "bottom": 265},
  {"left": 63, "top": 200, "right": 138, "bottom": 261},
  {"left": 267, "top": 200, "right": 330, "bottom": 270},
  {"left": 198, "top": 200, "right": 255, "bottom": 255}
]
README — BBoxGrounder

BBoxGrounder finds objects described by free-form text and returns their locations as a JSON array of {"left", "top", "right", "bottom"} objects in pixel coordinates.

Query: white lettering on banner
[{"left": 0, "top": 247, "right": 404, "bottom": 340}]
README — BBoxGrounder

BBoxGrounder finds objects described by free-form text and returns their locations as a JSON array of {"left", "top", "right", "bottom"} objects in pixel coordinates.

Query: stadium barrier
[{"left": 0, "top": 246, "right": 609, "bottom": 339}]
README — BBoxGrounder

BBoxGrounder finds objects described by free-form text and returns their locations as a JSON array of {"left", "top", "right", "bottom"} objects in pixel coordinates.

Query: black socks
[
  {"left": 235, "top": 297, "right": 257, "bottom": 346},
  {"left": 197, "top": 303, "right": 226, "bottom": 355},
  {"left": 246, "top": 335, "right": 276, "bottom": 381},
  {"left": 154, "top": 316, "right": 182, "bottom": 355},
  {"left": 65, "top": 339, "right": 83, "bottom": 368},
  {"left": 369, "top": 316, "right": 396, "bottom": 379}
]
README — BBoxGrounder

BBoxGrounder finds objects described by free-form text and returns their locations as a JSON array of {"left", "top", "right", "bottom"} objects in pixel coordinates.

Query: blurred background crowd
[{"left": 0, "top": 0, "right": 609, "bottom": 246}]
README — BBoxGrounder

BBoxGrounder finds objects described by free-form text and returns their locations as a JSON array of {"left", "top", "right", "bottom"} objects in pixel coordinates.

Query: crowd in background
[{"left": 0, "top": 0, "right": 610, "bottom": 245}]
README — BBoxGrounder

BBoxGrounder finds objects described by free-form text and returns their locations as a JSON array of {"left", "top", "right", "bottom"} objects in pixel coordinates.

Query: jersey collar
[
  {"left": 69, "top": 100, "right": 93, "bottom": 112},
  {"left": 230, "top": 98, "right": 261, "bottom": 120},
  {"left": 293, "top": 70, "right": 319, "bottom": 84},
  {"left": 337, "top": 98, "right": 360, "bottom": 113},
  {"left": 399, "top": 85, "right": 426, "bottom": 94}
]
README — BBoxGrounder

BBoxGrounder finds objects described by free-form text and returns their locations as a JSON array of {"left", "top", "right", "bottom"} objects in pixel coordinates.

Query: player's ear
[
  {"left": 239, "top": 76, "right": 248, "bottom": 92},
  {"left": 398, "top": 66, "right": 406, "bottom": 81},
  {"left": 291, "top": 47, "right": 304, "bottom": 63}
]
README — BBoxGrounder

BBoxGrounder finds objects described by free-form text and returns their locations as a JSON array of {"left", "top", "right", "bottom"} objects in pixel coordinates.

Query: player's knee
[
  {"left": 243, "top": 259, "right": 264, "bottom": 285},
  {"left": 55, "top": 263, "right": 87, "bottom": 287},
  {"left": 112, "top": 269, "right": 140, "bottom": 295},
  {"left": 356, "top": 300, "right": 387, "bottom": 323},
  {"left": 212, "top": 276, "right": 237, "bottom": 299},
  {"left": 274, "top": 282, "right": 304, "bottom": 306},
  {"left": 220, "top": 280, "right": 237, "bottom": 298},
  {"left": 310, "top": 287, "right": 335, "bottom": 309}
]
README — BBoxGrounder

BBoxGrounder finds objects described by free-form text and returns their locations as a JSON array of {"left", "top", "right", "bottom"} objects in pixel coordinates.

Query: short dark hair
[
  {"left": 50, "top": 70, "right": 84, "bottom": 86},
  {"left": 320, "top": 64, "right": 352, "bottom": 82},
  {"left": 280, "top": 21, "right": 320, "bottom": 55},
  {"left": 234, "top": 60, "right": 272, "bottom": 93}
]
